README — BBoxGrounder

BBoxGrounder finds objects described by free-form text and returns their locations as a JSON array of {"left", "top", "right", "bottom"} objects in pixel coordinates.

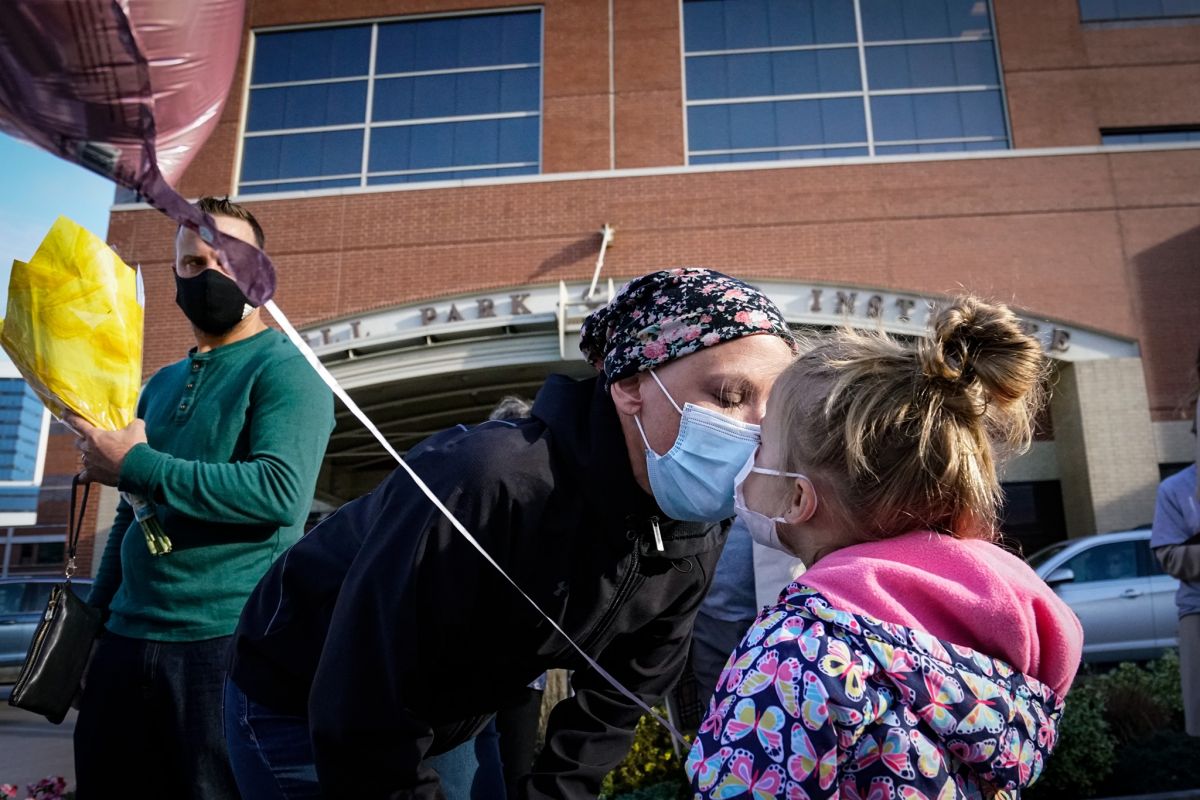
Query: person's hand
[{"left": 66, "top": 413, "right": 147, "bottom": 486}]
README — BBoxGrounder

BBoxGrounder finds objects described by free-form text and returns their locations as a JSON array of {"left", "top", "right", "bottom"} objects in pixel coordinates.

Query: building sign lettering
[{"left": 302, "top": 281, "right": 1127, "bottom": 362}]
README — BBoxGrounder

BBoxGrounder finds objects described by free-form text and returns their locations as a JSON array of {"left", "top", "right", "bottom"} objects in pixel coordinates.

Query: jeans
[
  {"left": 225, "top": 678, "right": 320, "bottom": 799},
  {"left": 225, "top": 678, "right": 505, "bottom": 799},
  {"left": 74, "top": 632, "right": 239, "bottom": 800},
  {"left": 494, "top": 687, "right": 543, "bottom": 797},
  {"left": 427, "top": 723, "right": 505, "bottom": 799}
]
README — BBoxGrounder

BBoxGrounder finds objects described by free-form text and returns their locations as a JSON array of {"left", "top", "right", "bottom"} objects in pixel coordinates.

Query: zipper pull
[{"left": 650, "top": 516, "right": 664, "bottom": 552}]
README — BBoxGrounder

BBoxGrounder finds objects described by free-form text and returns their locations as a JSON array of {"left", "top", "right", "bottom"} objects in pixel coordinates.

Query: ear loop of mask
[{"left": 634, "top": 369, "right": 682, "bottom": 457}]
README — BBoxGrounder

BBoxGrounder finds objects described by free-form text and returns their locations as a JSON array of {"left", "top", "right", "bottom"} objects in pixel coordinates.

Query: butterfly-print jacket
[
  {"left": 687, "top": 585, "right": 1066, "bottom": 800},
  {"left": 230, "top": 374, "right": 727, "bottom": 799}
]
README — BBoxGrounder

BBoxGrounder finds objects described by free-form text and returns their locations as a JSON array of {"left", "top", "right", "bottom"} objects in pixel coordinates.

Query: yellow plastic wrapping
[{"left": 0, "top": 216, "right": 143, "bottom": 432}]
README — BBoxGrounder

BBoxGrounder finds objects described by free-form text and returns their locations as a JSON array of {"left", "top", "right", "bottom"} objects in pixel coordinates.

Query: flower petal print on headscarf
[{"left": 579, "top": 268, "right": 795, "bottom": 388}]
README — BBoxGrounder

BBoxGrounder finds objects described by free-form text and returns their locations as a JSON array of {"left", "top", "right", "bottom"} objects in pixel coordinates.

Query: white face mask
[{"left": 732, "top": 449, "right": 815, "bottom": 554}]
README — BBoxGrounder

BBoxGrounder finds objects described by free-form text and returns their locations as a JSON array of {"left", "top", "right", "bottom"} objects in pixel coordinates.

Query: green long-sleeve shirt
[{"left": 89, "top": 328, "right": 334, "bottom": 641}]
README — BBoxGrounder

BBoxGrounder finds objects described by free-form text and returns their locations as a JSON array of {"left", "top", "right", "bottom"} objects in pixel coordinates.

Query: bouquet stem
[{"left": 121, "top": 491, "right": 172, "bottom": 556}]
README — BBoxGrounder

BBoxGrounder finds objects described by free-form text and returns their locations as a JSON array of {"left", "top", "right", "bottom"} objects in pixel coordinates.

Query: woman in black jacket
[{"left": 225, "top": 268, "right": 797, "bottom": 799}]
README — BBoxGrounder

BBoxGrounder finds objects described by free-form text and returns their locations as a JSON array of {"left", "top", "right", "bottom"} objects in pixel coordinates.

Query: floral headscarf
[{"left": 579, "top": 268, "right": 795, "bottom": 388}]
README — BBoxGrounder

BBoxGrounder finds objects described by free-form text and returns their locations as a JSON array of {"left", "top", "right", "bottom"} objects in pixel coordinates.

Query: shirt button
[
  {"left": 179, "top": 403, "right": 187, "bottom": 411},
  {"left": 186, "top": 383, "right": 194, "bottom": 390},
  {"left": 191, "top": 363, "right": 201, "bottom": 371}
]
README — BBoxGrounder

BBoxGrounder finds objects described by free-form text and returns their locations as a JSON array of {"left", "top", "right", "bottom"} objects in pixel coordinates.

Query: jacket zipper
[
  {"left": 651, "top": 516, "right": 664, "bottom": 552},
  {"left": 580, "top": 517, "right": 654, "bottom": 652}
]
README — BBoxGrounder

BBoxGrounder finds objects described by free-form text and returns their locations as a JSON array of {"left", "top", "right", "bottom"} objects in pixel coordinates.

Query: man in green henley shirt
[{"left": 68, "top": 197, "right": 334, "bottom": 800}]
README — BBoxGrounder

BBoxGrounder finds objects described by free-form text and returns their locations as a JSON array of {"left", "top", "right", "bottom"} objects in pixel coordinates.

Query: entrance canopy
[{"left": 305, "top": 280, "right": 1140, "bottom": 502}]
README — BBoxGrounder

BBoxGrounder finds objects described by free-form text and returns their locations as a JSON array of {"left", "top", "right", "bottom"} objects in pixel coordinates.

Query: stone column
[{"left": 1051, "top": 358, "right": 1160, "bottom": 538}]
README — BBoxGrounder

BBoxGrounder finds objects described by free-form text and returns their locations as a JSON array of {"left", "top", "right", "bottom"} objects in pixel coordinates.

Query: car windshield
[{"left": 1026, "top": 542, "right": 1070, "bottom": 571}]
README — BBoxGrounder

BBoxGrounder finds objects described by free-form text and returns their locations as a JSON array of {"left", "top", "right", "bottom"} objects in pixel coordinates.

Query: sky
[{"left": 0, "top": 133, "right": 115, "bottom": 312}]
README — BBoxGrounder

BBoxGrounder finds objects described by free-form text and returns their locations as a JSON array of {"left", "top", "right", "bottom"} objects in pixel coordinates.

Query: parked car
[
  {"left": 0, "top": 576, "right": 93, "bottom": 684},
  {"left": 1027, "top": 529, "right": 1178, "bottom": 663}
]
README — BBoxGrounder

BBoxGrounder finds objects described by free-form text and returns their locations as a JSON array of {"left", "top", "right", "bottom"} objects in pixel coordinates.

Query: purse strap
[{"left": 65, "top": 473, "right": 91, "bottom": 583}]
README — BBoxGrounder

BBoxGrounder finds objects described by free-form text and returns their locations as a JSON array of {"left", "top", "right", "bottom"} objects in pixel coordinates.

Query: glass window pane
[
  {"left": 687, "top": 49, "right": 860, "bottom": 100},
  {"left": 812, "top": 1, "right": 859, "bottom": 44},
  {"left": 252, "top": 26, "right": 370, "bottom": 84},
  {"left": 684, "top": 0, "right": 857, "bottom": 50},
  {"left": 241, "top": 130, "right": 363, "bottom": 181},
  {"left": 688, "top": 105, "right": 733, "bottom": 151},
  {"left": 501, "top": 12, "right": 542, "bottom": 62},
  {"left": 963, "top": 139, "right": 1005, "bottom": 151},
  {"left": 690, "top": 153, "right": 732, "bottom": 164},
  {"left": 1063, "top": 541, "right": 1140, "bottom": 582},
  {"left": 876, "top": 143, "right": 919, "bottom": 154},
  {"left": 727, "top": 53, "right": 774, "bottom": 96},
  {"left": 686, "top": 57, "right": 729, "bottom": 100},
  {"left": 684, "top": 0, "right": 728, "bottom": 51},
  {"left": 378, "top": 11, "right": 541, "bottom": 73},
  {"left": 818, "top": 97, "right": 868, "bottom": 142},
  {"left": 369, "top": 126, "right": 413, "bottom": 172},
  {"left": 411, "top": 75, "right": 458, "bottom": 118},
  {"left": 774, "top": 49, "right": 861, "bottom": 94},
  {"left": 1102, "top": 132, "right": 1142, "bottom": 145},
  {"left": 872, "top": 90, "right": 1004, "bottom": 141},
  {"left": 239, "top": 177, "right": 360, "bottom": 194},
  {"left": 247, "top": 82, "right": 367, "bottom": 131},
  {"left": 497, "top": 116, "right": 539, "bottom": 163},
  {"left": 454, "top": 120, "right": 500, "bottom": 165},
  {"left": 867, "top": 41, "right": 997, "bottom": 90},
  {"left": 375, "top": 69, "right": 538, "bottom": 121},
  {"left": 958, "top": 90, "right": 1006, "bottom": 137},
  {"left": 724, "top": 0, "right": 772, "bottom": 49},
  {"left": 1115, "top": 0, "right": 1166, "bottom": 16},
  {"left": 499, "top": 68, "right": 540, "bottom": 112},
  {"left": 1161, "top": 0, "right": 1200, "bottom": 15},
  {"left": 369, "top": 117, "right": 536, "bottom": 173},
  {"left": 861, "top": 0, "right": 993, "bottom": 41},
  {"left": 729, "top": 103, "right": 779, "bottom": 148},
  {"left": 1079, "top": 0, "right": 1118, "bottom": 19}
]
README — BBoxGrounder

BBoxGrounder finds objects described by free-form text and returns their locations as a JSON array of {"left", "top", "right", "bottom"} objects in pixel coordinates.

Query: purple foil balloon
[{"left": 0, "top": 0, "right": 276, "bottom": 304}]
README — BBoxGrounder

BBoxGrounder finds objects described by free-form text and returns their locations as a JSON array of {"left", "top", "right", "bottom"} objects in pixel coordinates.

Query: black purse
[{"left": 8, "top": 475, "right": 102, "bottom": 724}]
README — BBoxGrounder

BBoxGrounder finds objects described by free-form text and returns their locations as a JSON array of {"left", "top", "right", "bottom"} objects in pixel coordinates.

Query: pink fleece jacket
[{"left": 798, "top": 530, "right": 1084, "bottom": 696}]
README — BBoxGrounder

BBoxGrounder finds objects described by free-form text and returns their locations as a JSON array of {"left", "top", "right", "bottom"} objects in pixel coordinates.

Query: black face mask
[{"left": 174, "top": 270, "right": 254, "bottom": 335}]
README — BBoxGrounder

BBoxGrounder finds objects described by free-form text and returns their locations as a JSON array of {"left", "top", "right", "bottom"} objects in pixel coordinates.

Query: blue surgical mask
[{"left": 634, "top": 370, "right": 761, "bottom": 524}]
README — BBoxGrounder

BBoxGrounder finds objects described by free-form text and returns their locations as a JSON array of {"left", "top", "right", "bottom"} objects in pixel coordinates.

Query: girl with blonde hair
[{"left": 687, "top": 296, "right": 1083, "bottom": 799}]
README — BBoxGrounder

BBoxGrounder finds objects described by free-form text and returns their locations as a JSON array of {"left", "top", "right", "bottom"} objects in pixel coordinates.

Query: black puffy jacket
[{"left": 230, "top": 374, "right": 728, "bottom": 798}]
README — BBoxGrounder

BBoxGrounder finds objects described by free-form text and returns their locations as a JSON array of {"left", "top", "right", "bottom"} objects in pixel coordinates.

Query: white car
[{"left": 1027, "top": 529, "right": 1179, "bottom": 663}]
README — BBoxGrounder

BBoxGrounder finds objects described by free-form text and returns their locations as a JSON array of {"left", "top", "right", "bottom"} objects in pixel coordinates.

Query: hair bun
[{"left": 921, "top": 297, "right": 1044, "bottom": 409}]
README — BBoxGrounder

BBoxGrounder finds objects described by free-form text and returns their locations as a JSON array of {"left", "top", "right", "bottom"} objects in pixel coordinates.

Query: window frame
[
  {"left": 235, "top": 6, "right": 545, "bottom": 194},
  {"left": 679, "top": 0, "right": 1013, "bottom": 164}
]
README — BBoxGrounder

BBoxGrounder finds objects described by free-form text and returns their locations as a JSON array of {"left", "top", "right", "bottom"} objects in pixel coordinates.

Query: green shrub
[
  {"left": 1027, "top": 682, "right": 1115, "bottom": 799},
  {"left": 1091, "top": 649, "right": 1183, "bottom": 742},
  {"left": 601, "top": 712, "right": 690, "bottom": 800}
]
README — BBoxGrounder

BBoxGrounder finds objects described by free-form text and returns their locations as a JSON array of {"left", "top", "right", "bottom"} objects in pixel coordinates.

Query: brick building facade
[{"left": 40, "top": 0, "right": 1200, "bottom": 572}]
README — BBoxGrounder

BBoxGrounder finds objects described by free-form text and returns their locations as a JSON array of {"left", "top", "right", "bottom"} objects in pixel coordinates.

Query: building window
[
  {"left": 1102, "top": 127, "right": 1200, "bottom": 145},
  {"left": 0, "top": 381, "right": 44, "bottom": 514},
  {"left": 683, "top": 0, "right": 1010, "bottom": 164},
  {"left": 240, "top": 10, "right": 542, "bottom": 194},
  {"left": 1080, "top": 0, "right": 1200, "bottom": 21}
]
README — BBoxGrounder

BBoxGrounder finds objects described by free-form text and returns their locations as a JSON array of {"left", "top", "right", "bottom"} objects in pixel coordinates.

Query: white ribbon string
[{"left": 264, "top": 300, "right": 687, "bottom": 746}]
